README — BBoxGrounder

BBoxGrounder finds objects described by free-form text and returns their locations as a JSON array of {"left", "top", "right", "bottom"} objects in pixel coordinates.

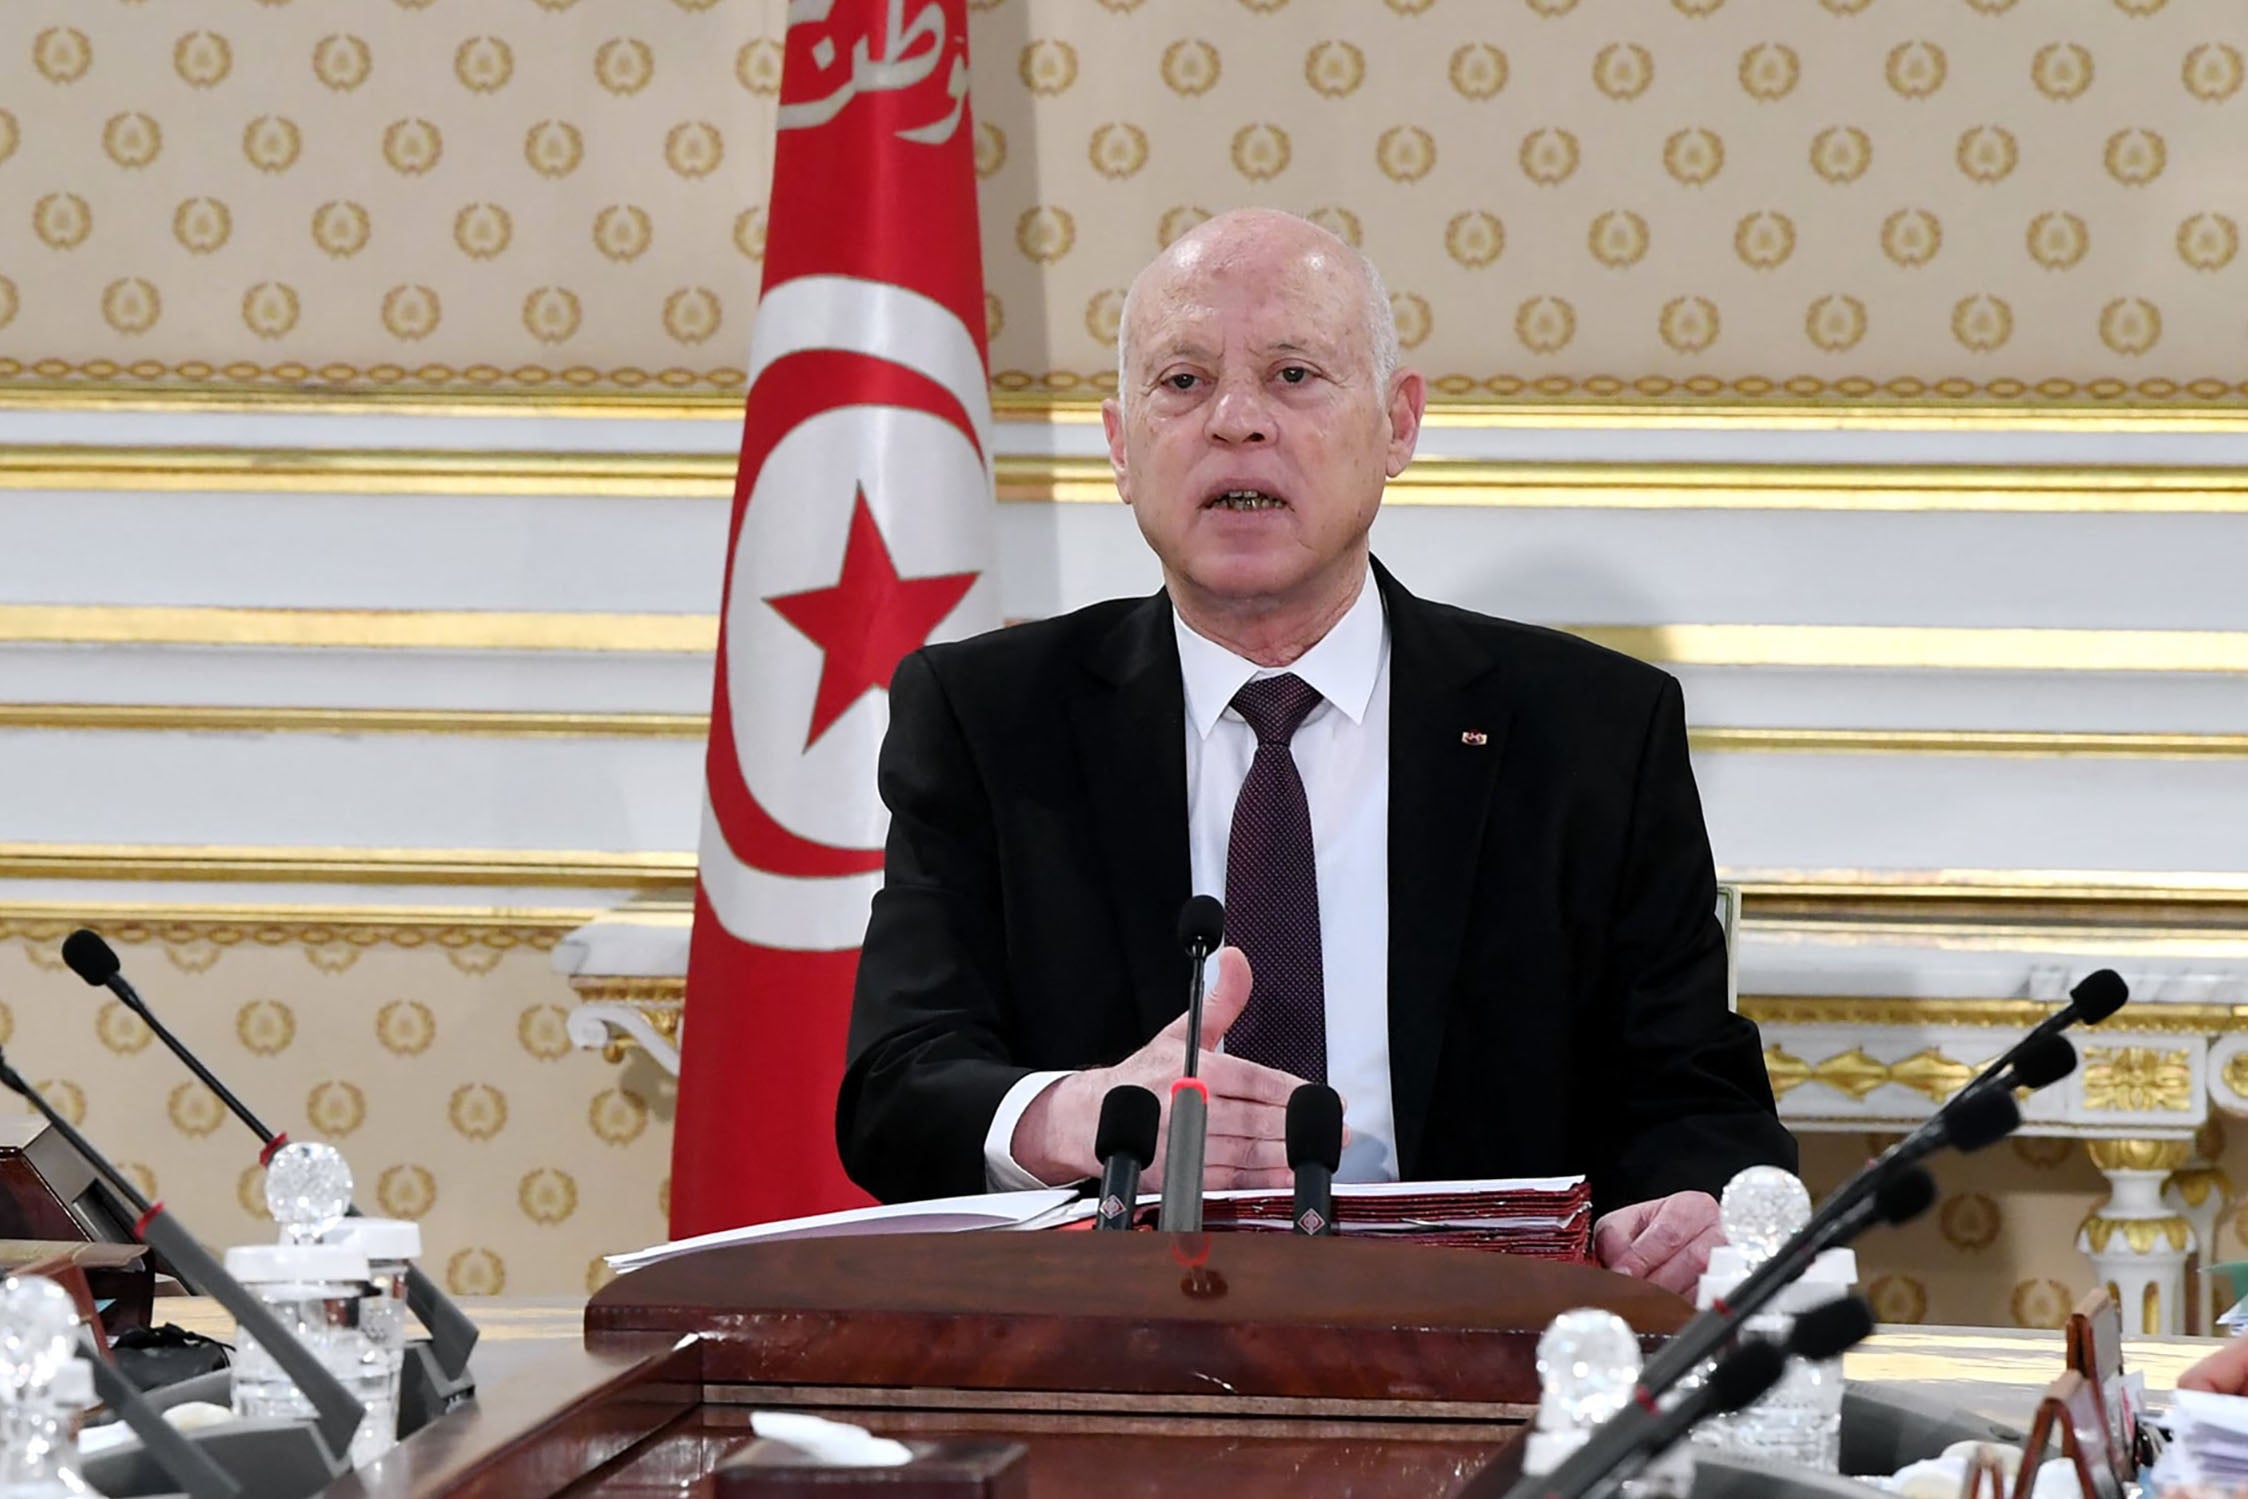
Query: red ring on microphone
[
  {"left": 1633, "top": 1384, "right": 1658, "bottom": 1414},
  {"left": 258, "top": 1132, "right": 290, "bottom": 1166},
  {"left": 132, "top": 1202, "right": 163, "bottom": 1240},
  {"left": 1168, "top": 1078, "right": 1208, "bottom": 1103}
]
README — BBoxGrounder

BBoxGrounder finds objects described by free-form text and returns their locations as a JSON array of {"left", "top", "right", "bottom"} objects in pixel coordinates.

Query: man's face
[{"left": 1101, "top": 227, "right": 1423, "bottom": 617}]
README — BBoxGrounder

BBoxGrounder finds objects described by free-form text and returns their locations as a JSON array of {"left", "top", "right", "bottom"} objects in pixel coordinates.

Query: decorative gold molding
[
  {"left": 1762, "top": 1042, "right": 1978, "bottom": 1103},
  {"left": 0, "top": 902, "right": 600, "bottom": 949},
  {"left": 1738, "top": 871, "right": 2248, "bottom": 930},
  {"left": 0, "top": 704, "right": 708, "bottom": 739},
  {"left": 7, "top": 705, "right": 2240, "bottom": 761},
  {"left": 2086, "top": 1138, "right": 2196, "bottom": 1173},
  {"left": 0, "top": 844, "right": 692, "bottom": 890},
  {"left": 567, "top": 976, "right": 686, "bottom": 1004},
  {"left": 5, "top": 607, "right": 2244, "bottom": 674},
  {"left": 2080, "top": 1214, "right": 2193, "bottom": 1255},
  {"left": 0, "top": 606, "right": 714, "bottom": 654},
  {"left": 1743, "top": 996, "right": 2248, "bottom": 1035},
  {"left": 0, "top": 445, "right": 732, "bottom": 498},
  {"left": 2081, "top": 1047, "right": 2197, "bottom": 1113}
]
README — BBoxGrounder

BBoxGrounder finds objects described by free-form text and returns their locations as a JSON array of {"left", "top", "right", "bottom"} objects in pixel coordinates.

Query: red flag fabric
[{"left": 670, "top": 0, "right": 998, "bottom": 1238}]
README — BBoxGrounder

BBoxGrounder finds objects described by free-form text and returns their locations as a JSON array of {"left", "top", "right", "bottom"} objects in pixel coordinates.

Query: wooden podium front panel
[{"left": 589, "top": 1233, "right": 1688, "bottom": 1408}]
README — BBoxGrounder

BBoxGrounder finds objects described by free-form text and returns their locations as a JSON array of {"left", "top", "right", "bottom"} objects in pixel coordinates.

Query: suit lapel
[
  {"left": 1069, "top": 593, "right": 1194, "bottom": 1040},
  {"left": 1377, "top": 560, "right": 1509, "bottom": 1175}
]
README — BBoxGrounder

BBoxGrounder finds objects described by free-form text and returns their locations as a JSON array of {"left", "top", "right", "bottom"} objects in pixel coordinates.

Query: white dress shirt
[{"left": 983, "top": 567, "right": 1399, "bottom": 1187}]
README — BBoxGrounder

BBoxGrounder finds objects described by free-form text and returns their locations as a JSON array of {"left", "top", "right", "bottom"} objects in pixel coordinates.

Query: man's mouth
[{"left": 1205, "top": 488, "right": 1287, "bottom": 511}]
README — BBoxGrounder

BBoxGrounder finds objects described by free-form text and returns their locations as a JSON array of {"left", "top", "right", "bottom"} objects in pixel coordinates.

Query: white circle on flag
[{"left": 728, "top": 403, "right": 994, "bottom": 850}]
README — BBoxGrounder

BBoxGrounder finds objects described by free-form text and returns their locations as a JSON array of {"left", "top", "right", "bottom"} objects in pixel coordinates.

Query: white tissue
[
  {"left": 748, "top": 1411, "right": 913, "bottom": 1467},
  {"left": 77, "top": 1401, "right": 237, "bottom": 1457}
]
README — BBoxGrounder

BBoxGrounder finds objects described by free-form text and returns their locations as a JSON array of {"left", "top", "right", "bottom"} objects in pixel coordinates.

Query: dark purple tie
[{"left": 1222, "top": 673, "right": 1327, "bottom": 1084}]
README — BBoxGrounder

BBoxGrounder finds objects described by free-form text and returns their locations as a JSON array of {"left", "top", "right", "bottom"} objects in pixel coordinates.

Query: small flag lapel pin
[{"left": 1461, "top": 730, "right": 1488, "bottom": 746}]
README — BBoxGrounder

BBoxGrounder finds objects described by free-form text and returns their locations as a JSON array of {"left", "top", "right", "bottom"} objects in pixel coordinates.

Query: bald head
[{"left": 1115, "top": 209, "right": 1399, "bottom": 412}]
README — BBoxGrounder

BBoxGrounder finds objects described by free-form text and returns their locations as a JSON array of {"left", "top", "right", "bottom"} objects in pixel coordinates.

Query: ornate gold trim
[
  {"left": 2081, "top": 1047, "right": 2197, "bottom": 1112},
  {"left": 0, "top": 446, "right": 732, "bottom": 497},
  {"left": 2080, "top": 1214, "right": 2193, "bottom": 1255},
  {"left": 0, "top": 606, "right": 714, "bottom": 653},
  {"left": 7, "top": 705, "right": 2240, "bottom": 760},
  {"left": 5, "top": 607, "right": 2244, "bottom": 674},
  {"left": 2086, "top": 1138, "right": 2196, "bottom": 1172},
  {"left": 1738, "top": 871, "right": 2248, "bottom": 930},
  {"left": 1762, "top": 1042, "right": 1978, "bottom": 1103},
  {"left": 567, "top": 976, "right": 686, "bottom": 1004},
  {"left": 0, "top": 843, "right": 692, "bottom": 889},
  {"left": 0, "top": 704, "right": 708, "bottom": 738},
  {"left": 1743, "top": 996, "right": 2248, "bottom": 1035},
  {"left": 0, "top": 902, "right": 599, "bottom": 948}
]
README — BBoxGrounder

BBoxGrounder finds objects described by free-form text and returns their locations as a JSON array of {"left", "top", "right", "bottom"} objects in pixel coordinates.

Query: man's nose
[{"left": 1203, "top": 377, "right": 1272, "bottom": 445}]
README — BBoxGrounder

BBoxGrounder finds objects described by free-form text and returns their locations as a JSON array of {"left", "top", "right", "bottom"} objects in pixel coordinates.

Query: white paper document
[{"left": 605, "top": 1187, "right": 1084, "bottom": 1274}]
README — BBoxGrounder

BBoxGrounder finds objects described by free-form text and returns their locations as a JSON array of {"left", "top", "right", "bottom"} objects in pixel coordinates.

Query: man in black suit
[{"left": 839, "top": 208, "right": 1793, "bottom": 1292}]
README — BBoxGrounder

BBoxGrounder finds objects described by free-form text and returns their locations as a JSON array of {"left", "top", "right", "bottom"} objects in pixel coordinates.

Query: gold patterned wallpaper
[
  {"left": 0, "top": 922, "right": 670, "bottom": 1299},
  {"left": 1, "top": 0, "right": 2242, "bottom": 401}
]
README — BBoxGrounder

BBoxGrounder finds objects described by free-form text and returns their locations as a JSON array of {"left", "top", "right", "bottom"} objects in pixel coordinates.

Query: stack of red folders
[{"left": 1189, "top": 1176, "right": 1593, "bottom": 1260}]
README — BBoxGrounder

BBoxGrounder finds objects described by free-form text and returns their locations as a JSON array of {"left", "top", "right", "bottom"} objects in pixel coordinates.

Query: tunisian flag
[{"left": 669, "top": 0, "right": 999, "bottom": 1237}]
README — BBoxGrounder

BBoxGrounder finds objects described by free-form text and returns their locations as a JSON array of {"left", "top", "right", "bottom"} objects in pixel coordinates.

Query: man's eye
[
  {"left": 1278, "top": 366, "right": 1308, "bottom": 384},
  {"left": 1166, "top": 373, "right": 1197, "bottom": 390}
]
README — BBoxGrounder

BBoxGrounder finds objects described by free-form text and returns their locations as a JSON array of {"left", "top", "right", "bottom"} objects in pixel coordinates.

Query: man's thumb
[{"left": 1197, "top": 947, "right": 1253, "bottom": 1049}]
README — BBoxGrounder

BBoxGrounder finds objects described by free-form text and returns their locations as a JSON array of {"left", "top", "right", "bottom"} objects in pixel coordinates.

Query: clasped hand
[{"left": 1010, "top": 947, "right": 1345, "bottom": 1191}]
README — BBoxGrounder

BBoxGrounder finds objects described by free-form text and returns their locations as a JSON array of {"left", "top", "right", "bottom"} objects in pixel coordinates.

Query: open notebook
[{"left": 607, "top": 1176, "right": 1590, "bottom": 1275}]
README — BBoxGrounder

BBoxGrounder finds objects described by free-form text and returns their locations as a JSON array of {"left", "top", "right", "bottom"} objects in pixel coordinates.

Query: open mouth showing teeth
[{"left": 1208, "top": 489, "right": 1286, "bottom": 511}]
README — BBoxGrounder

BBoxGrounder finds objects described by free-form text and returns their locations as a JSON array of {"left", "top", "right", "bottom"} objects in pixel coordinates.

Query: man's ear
[
  {"left": 1384, "top": 370, "right": 1427, "bottom": 479},
  {"left": 1101, "top": 396, "right": 1133, "bottom": 506}
]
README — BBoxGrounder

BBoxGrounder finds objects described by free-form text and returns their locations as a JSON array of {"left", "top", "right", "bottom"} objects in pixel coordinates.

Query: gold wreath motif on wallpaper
[
  {"left": 1738, "top": 43, "right": 1798, "bottom": 101},
  {"left": 974, "top": 120, "right": 1006, "bottom": 179},
  {"left": 383, "top": 118, "right": 443, "bottom": 176},
  {"left": 1587, "top": 211, "right": 1649, "bottom": 269},
  {"left": 525, "top": 120, "right": 585, "bottom": 178},
  {"left": 381, "top": 285, "right": 443, "bottom": 342},
  {"left": 450, "top": 1083, "right": 509, "bottom": 1141},
  {"left": 1306, "top": 206, "right": 1361, "bottom": 247},
  {"left": 1020, "top": 39, "right": 1078, "bottom": 97},
  {"left": 0, "top": 108, "right": 15, "bottom": 167},
  {"left": 313, "top": 34, "right": 373, "bottom": 93},
  {"left": 174, "top": 32, "right": 231, "bottom": 89},
  {"left": 1449, "top": 43, "right": 1506, "bottom": 101},
  {"left": 1810, "top": 126, "right": 1872, "bottom": 184},
  {"left": 455, "top": 37, "right": 515, "bottom": 94},
  {"left": 242, "top": 283, "right": 302, "bottom": 340},
  {"left": 33, "top": 27, "right": 93, "bottom": 84},
  {"left": 1956, "top": 126, "right": 2018, "bottom": 183},
  {"left": 454, "top": 204, "right": 514, "bottom": 261},
  {"left": 2185, "top": 43, "right": 2245, "bottom": 102},
  {"left": 237, "top": 1000, "right": 297, "bottom": 1057},
  {"left": 1525, "top": 0, "right": 1578, "bottom": 17},
  {"left": 1160, "top": 39, "right": 1220, "bottom": 96},
  {"left": 664, "top": 122, "right": 724, "bottom": 179},
  {"left": 377, "top": 1165, "right": 436, "bottom": 1221},
  {"left": 2178, "top": 213, "right": 2240, "bottom": 271},
  {"left": 1089, "top": 123, "right": 1148, "bottom": 181},
  {"left": 169, "top": 1082, "right": 225, "bottom": 1139},
  {"left": 0, "top": 279, "right": 16, "bottom": 333},
  {"left": 1867, "top": 1275, "right": 1927, "bottom": 1324},
  {"left": 663, "top": 288, "right": 723, "bottom": 345},
  {"left": 448, "top": 1248, "right": 504, "bottom": 1297},
  {"left": 524, "top": 288, "right": 584, "bottom": 345},
  {"left": 1389, "top": 293, "right": 1431, "bottom": 350},
  {"left": 1734, "top": 211, "right": 1795, "bottom": 270},
  {"left": 173, "top": 198, "right": 231, "bottom": 256},
  {"left": 2011, "top": 1279, "right": 2070, "bottom": 1330},
  {"left": 2106, "top": 129, "right": 2167, "bottom": 187},
  {"left": 1519, "top": 128, "right": 1580, "bottom": 186},
  {"left": 1672, "top": 0, "right": 1723, "bottom": 18},
  {"left": 734, "top": 207, "right": 767, "bottom": 261},
  {"left": 1591, "top": 43, "right": 1653, "bottom": 101},
  {"left": 1155, "top": 206, "right": 1210, "bottom": 247},
  {"left": 2099, "top": 298, "right": 2163, "bottom": 357},
  {"left": 735, "top": 39, "right": 782, "bottom": 95},
  {"left": 1084, "top": 288, "right": 1124, "bottom": 348},
  {"left": 1805, "top": 294, "right": 1868, "bottom": 353},
  {"left": 1658, "top": 297, "right": 1720, "bottom": 355},
  {"left": 306, "top": 1081, "right": 367, "bottom": 1138},
  {"left": 34, "top": 193, "right": 93, "bottom": 251},
  {"left": 590, "top": 1088, "right": 652, "bottom": 1147},
  {"left": 1018, "top": 206, "right": 1077, "bottom": 264},
  {"left": 1445, "top": 212, "right": 1504, "bottom": 269},
  {"left": 1940, "top": 1192, "right": 2001, "bottom": 1252},
  {"left": 1376, "top": 126, "right": 1436, "bottom": 183},
  {"left": 1385, "top": 0, "right": 1437, "bottom": 16},
  {"left": 595, "top": 38, "right": 655, "bottom": 96},
  {"left": 1664, "top": 128, "right": 1724, "bottom": 186},
  {"left": 101, "top": 280, "right": 162, "bottom": 337},
  {"left": 2081, "top": 1046, "right": 2194, "bottom": 1112},
  {"left": 97, "top": 1001, "right": 151, "bottom": 1056},
  {"left": 2027, "top": 211, "right": 2089, "bottom": 271},
  {"left": 242, "top": 116, "right": 302, "bottom": 174},
  {"left": 1306, "top": 41, "right": 1365, "bottom": 98},
  {"left": 520, "top": 1169, "right": 579, "bottom": 1226},
  {"left": 101, "top": 113, "right": 162, "bottom": 169},
  {"left": 1227, "top": 124, "right": 1287, "bottom": 182},
  {"left": 1886, "top": 41, "right": 1947, "bottom": 99},
  {"left": 594, "top": 205, "right": 654, "bottom": 262},
  {"left": 985, "top": 293, "right": 1005, "bottom": 344},
  {"left": 376, "top": 998, "right": 437, "bottom": 1057},
  {"left": 1952, "top": 294, "right": 2014, "bottom": 354},
  {"left": 1514, "top": 296, "right": 1575, "bottom": 355},
  {"left": 2031, "top": 43, "right": 2094, "bottom": 101},
  {"left": 312, "top": 201, "right": 372, "bottom": 260},
  {"left": 518, "top": 1005, "right": 574, "bottom": 1062}
]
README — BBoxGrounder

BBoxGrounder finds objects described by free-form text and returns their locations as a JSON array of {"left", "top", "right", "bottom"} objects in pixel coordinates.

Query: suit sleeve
[
  {"left": 1596, "top": 675, "right": 1797, "bottom": 1210},
  {"left": 836, "top": 649, "right": 1037, "bottom": 1203}
]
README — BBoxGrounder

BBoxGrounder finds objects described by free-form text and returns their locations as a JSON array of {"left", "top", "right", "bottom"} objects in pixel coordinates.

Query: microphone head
[
  {"left": 1284, "top": 1084, "right": 1344, "bottom": 1173},
  {"left": 1094, "top": 1085, "right": 1161, "bottom": 1169},
  {"left": 2068, "top": 969, "right": 2128, "bottom": 1025},
  {"left": 1872, "top": 1166, "right": 1937, "bottom": 1227},
  {"left": 60, "top": 929, "right": 120, "bottom": 987},
  {"left": 1789, "top": 1294, "right": 1875, "bottom": 1361},
  {"left": 2009, "top": 1033, "right": 2078, "bottom": 1092},
  {"left": 1707, "top": 1340, "right": 1788, "bottom": 1414},
  {"left": 1176, "top": 896, "right": 1225, "bottom": 957},
  {"left": 1938, "top": 1086, "right": 2020, "bottom": 1153}
]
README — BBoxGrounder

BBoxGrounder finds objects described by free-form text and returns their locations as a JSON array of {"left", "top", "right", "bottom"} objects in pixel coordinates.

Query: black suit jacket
[{"left": 838, "top": 560, "right": 1795, "bottom": 1213}]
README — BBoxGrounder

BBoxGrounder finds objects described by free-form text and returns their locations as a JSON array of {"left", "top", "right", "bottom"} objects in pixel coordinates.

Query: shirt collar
[{"left": 1174, "top": 566, "right": 1387, "bottom": 741}]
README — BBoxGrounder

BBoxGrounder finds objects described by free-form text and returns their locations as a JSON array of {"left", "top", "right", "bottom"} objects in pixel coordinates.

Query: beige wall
[{"left": 0, "top": 919, "right": 671, "bottom": 1298}]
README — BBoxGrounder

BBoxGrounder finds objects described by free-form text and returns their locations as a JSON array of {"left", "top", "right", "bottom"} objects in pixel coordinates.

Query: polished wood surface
[{"left": 589, "top": 1234, "right": 1690, "bottom": 1408}]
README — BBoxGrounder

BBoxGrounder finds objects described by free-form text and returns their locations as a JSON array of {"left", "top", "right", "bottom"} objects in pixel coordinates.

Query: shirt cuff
[{"left": 982, "top": 1070, "right": 1075, "bottom": 1191}]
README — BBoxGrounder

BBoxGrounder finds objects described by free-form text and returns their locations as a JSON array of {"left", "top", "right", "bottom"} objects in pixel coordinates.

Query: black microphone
[
  {"left": 1526, "top": 1294, "right": 1877, "bottom": 1499},
  {"left": 1962, "top": 969, "right": 2125, "bottom": 1098},
  {"left": 1635, "top": 1127, "right": 1961, "bottom": 1402},
  {"left": 1286, "top": 1084, "right": 1342, "bottom": 1237},
  {"left": 1159, "top": 896, "right": 1226, "bottom": 1233},
  {"left": 1093, "top": 1085, "right": 1159, "bottom": 1231},
  {"left": 58, "top": 928, "right": 479, "bottom": 1390},
  {"left": 2001, "top": 1032, "right": 2078, "bottom": 1093},
  {"left": 0, "top": 1048, "right": 364, "bottom": 1465}
]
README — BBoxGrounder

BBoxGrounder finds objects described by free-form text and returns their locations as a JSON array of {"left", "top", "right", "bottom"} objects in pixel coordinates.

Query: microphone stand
[{"left": 1158, "top": 933, "right": 1215, "bottom": 1232}]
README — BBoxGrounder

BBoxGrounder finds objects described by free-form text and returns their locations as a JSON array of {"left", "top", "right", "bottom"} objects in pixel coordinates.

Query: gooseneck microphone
[
  {"left": 1961, "top": 970, "right": 2123, "bottom": 1099},
  {"left": 1093, "top": 1085, "right": 1159, "bottom": 1231},
  {"left": 58, "top": 929, "right": 479, "bottom": 1390},
  {"left": 1525, "top": 1294, "right": 1878, "bottom": 1499},
  {"left": 1159, "top": 896, "right": 1226, "bottom": 1233},
  {"left": 1286, "top": 1084, "right": 1342, "bottom": 1236},
  {"left": 0, "top": 1049, "right": 364, "bottom": 1465},
  {"left": 1635, "top": 1089, "right": 2011, "bottom": 1402}
]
